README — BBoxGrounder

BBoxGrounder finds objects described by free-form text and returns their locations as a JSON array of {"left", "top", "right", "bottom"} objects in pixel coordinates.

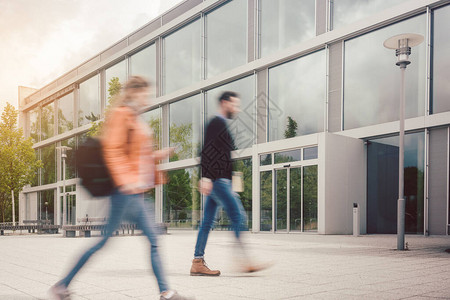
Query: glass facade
[
  {"left": 105, "top": 60, "right": 127, "bottom": 107},
  {"left": 78, "top": 75, "right": 100, "bottom": 127},
  {"left": 303, "top": 165, "right": 318, "bottom": 231},
  {"left": 432, "top": 5, "right": 450, "bottom": 114},
  {"left": 344, "top": 15, "right": 426, "bottom": 130},
  {"left": 57, "top": 93, "right": 74, "bottom": 134},
  {"left": 260, "top": 0, "right": 315, "bottom": 58},
  {"left": 141, "top": 108, "right": 161, "bottom": 150},
  {"left": 367, "top": 131, "right": 425, "bottom": 234},
  {"left": 130, "top": 44, "right": 157, "bottom": 90},
  {"left": 269, "top": 50, "right": 325, "bottom": 141},
  {"left": 332, "top": 0, "right": 409, "bottom": 29},
  {"left": 206, "top": 76, "right": 255, "bottom": 150},
  {"left": 206, "top": 0, "right": 247, "bottom": 78},
  {"left": 28, "top": 108, "right": 39, "bottom": 143},
  {"left": 39, "top": 190, "right": 55, "bottom": 223},
  {"left": 41, "top": 144, "right": 56, "bottom": 185},
  {"left": 41, "top": 102, "right": 55, "bottom": 141},
  {"left": 290, "top": 167, "right": 302, "bottom": 231},
  {"left": 233, "top": 158, "right": 252, "bottom": 230},
  {"left": 169, "top": 94, "right": 202, "bottom": 161},
  {"left": 163, "top": 167, "right": 201, "bottom": 228},
  {"left": 61, "top": 138, "right": 76, "bottom": 180},
  {"left": 163, "top": 20, "right": 201, "bottom": 95},
  {"left": 274, "top": 149, "right": 301, "bottom": 164},
  {"left": 260, "top": 170, "right": 272, "bottom": 231}
]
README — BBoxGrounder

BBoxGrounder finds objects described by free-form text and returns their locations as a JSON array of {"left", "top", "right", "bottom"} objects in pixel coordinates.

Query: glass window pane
[
  {"left": 274, "top": 149, "right": 301, "bottom": 164},
  {"left": 39, "top": 190, "right": 55, "bottom": 223},
  {"left": 276, "top": 169, "right": 287, "bottom": 231},
  {"left": 303, "top": 146, "right": 318, "bottom": 160},
  {"left": 141, "top": 108, "right": 161, "bottom": 150},
  {"left": 31, "top": 149, "right": 40, "bottom": 187},
  {"left": 432, "top": 5, "right": 450, "bottom": 114},
  {"left": 163, "top": 167, "right": 201, "bottom": 229},
  {"left": 206, "top": 0, "right": 247, "bottom": 78},
  {"left": 61, "top": 138, "right": 76, "bottom": 180},
  {"left": 367, "top": 132, "right": 424, "bottom": 234},
  {"left": 260, "top": 0, "right": 315, "bottom": 57},
  {"left": 332, "top": 0, "right": 409, "bottom": 30},
  {"left": 169, "top": 94, "right": 201, "bottom": 161},
  {"left": 163, "top": 20, "right": 201, "bottom": 94},
  {"left": 233, "top": 158, "right": 252, "bottom": 230},
  {"left": 260, "top": 170, "right": 272, "bottom": 231},
  {"left": 344, "top": 15, "right": 426, "bottom": 130},
  {"left": 303, "top": 165, "right": 318, "bottom": 231},
  {"left": 130, "top": 44, "right": 157, "bottom": 89},
  {"left": 260, "top": 154, "right": 272, "bottom": 166},
  {"left": 78, "top": 75, "right": 100, "bottom": 127},
  {"left": 105, "top": 60, "right": 127, "bottom": 107},
  {"left": 206, "top": 76, "right": 255, "bottom": 150},
  {"left": 57, "top": 93, "right": 74, "bottom": 134},
  {"left": 41, "top": 144, "right": 56, "bottom": 185},
  {"left": 41, "top": 102, "right": 55, "bottom": 140},
  {"left": 269, "top": 51, "right": 325, "bottom": 141},
  {"left": 290, "top": 167, "right": 302, "bottom": 231},
  {"left": 28, "top": 108, "right": 40, "bottom": 143}
]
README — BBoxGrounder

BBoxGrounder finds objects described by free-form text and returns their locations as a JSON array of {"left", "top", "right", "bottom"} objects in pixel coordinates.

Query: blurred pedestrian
[
  {"left": 49, "top": 76, "right": 192, "bottom": 300},
  {"left": 190, "top": 91, "right": 269, "bottom": 276}
]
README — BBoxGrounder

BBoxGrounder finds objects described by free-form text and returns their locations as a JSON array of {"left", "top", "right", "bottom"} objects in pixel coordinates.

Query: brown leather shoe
[
  {"left": 190, "top": 258, "right": 221, "bottom": 276},
  {"left": 242, "top": 262, "right": 272, "bottom": 273}
]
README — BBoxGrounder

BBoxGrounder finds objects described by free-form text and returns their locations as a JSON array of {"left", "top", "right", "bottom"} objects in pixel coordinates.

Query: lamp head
[{"left": 383, "top": 33, "right": 424, "bottom": 68}]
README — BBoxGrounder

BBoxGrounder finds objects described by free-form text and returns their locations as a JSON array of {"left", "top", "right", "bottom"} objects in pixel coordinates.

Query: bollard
[{"left": 353, "top": 203, "right": 360, "bottom": 236}]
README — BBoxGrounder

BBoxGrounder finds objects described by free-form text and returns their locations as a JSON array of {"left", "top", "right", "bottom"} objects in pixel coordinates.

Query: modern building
[{"left": 18, "top": 0, "right": 450, "bottom": 235}]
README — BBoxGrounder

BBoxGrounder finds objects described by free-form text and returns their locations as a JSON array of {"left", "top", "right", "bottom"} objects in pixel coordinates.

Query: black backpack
[{"left": 75, "top": 137, "right": 114, "bottom": 197}]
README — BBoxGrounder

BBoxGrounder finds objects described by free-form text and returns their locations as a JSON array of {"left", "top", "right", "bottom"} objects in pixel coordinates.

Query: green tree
[
  {"left": 87, "top": 77, "right": 122, "bottom": 137},
  {"left": 0, "top": 103, "right": 42, "bottom": 222},
  {"left": 284, "top": 116, "right": 298, "bottom": 139}
]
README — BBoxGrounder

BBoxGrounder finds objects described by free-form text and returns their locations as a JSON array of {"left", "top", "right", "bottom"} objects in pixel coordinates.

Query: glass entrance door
[{"left": 275, "top": 167, "right": 302, "bottom": 232}]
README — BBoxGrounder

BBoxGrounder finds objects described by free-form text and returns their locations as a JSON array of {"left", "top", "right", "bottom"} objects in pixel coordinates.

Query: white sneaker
[
  {"left": 48, "top": 284, "right": 71, "bottom": 300},
  {"left": 160, "top": 290, "right": 194, "bottom": 300}
]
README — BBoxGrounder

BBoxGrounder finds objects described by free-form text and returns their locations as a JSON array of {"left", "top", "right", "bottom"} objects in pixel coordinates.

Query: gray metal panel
[
  {"left": 328, "top": 41, "right": 342, "bottom": 133},
  {"left": 78, "top": 56, "right": 101, "bottom": 75},
  {"left": 40, "top": 82, "right": 58, "bottom": 97},
  {"left": 100, "top": 39, "right": 128, "bottom": 61},
  {"left": 316, "top": 0, "right": 327, "bottom": 36},
  {"left": 162, "top": 0, "right": 203, "bottom": 25},
  {"left": 57, "top": 70, "right": 77, "bottom": 86},
  {"left": 247, "top": 0, "right": 255, "bottom": 62},
  {"left": 428, "top": 127, "right": 448, "bottom": 235},
  {"left": 129, "top": 19, "right": 161, "bottom": 45},
  {"left": 256, "top": 69, "right": 267, "bottom": 144}
]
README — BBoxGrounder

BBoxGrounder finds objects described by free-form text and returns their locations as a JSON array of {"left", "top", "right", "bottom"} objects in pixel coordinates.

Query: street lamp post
[
  {"left": 383, "top": 33, "right": 423, "bottom": 250},
  {"left": 56, "top": 146, "right": 72, "bottom": 233}
]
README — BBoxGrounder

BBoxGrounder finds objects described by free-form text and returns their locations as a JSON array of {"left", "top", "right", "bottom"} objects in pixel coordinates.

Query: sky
[{"left": 0, "top": 0, "right": 184, "bottom": 115}]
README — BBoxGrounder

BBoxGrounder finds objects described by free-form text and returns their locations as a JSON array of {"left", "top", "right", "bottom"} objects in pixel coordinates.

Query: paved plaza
[{"left": 0, "top": 230, "right": 449, "bottom": 299}]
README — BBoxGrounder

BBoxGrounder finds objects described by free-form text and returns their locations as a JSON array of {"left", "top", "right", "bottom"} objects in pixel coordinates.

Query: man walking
[{"left": 190, "top": 91, "right": 267, "bottom": 276}]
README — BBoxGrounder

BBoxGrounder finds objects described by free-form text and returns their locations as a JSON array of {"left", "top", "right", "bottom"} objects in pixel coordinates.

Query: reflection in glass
[
  {"left": 269, "top": 51, "right": 325, "bottom": 141},
  {"left": 39, "top": 190, "right": 55, "bottom": 224},
  {"left": 303, "top": 146, "right": 318, "bottom": 160},
  {"left": 332, "top": 0, "right": 409, "bottom": 29},
  {"left": 206, "top": 0, "right": 247, "bottom": 78},
  {"left": 276, "top": 169, "right": 287, "bottom": 231},
  {"left": 141, "top": 108, "right": 161, "bottom": 150},
  {"left": 57, "top": 93, "right": 74, "bottom": 134},
  {"left": 105, "top": 60, "right": 126, "bottom": 108},
  {"left": 41, "top": 144, "right": 56, "bottom": 185},
  {"left": 163, "top": 20, "right": 201, "bottom": 94},
  {"left": 274, "top": 149, "right": 301, "bottom": 164},
  {"left": 367, "top": 132, "right": 424, "bottom": 234},
  {"left": 163, "top": 167, "right": 200, "bottom": 229},
  {"left": 130, "top": 44, "right": 157, "bottom": 89},
  {"left": 260, "top": 0, "right": 315, "bottom": 57},
  {"left": 28, "top": 108, "right": 39, "bottom": 143},
  {"left": 303, "top": 165, "right": 317, "bottom": 231},
  {"left": 61, "top": 138, "right": 76, "bottom": 180},
  {"left": 78, "top": 75, "right": 100, "bottom": 127},
  {"left": 290, "top": 167, "right": 302, "bottom": 231},
  {"left": 206, "top": 76, "right": 255, "bottom": 150},
  {"left": 59, "top": 185, "right": 76, "bottom": 225},
  {"left": 344, "top": 15, "right": 426, "bottom": 130},
  {"left": 169, "top": 95, "right": 201, "bottom": 161},
  {"left": 233, "top": 158, "right": 252, "bottom": 230},
  {"left": 432, "top": 5, "right": 450, "bottom": 114},
  {"left": 31, "top": 149, "right": 39, "bottom": 187},
  {"left": 260, "top": 154, "right": 272, "bottom": 166},
  {"left": 41, "top": 102, "right": 55, "bottom": 140},
  {"left": 260, "top": 170, "right": 272, "bottom": 231}
]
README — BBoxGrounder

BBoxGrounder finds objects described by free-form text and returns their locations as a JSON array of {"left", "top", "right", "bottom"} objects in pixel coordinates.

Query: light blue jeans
[
  {"left": 194, "top": 178, "right": 247, "bottom": 258},
  {"left": 57, "top": 189, "right": 169, "bottom": 293}
]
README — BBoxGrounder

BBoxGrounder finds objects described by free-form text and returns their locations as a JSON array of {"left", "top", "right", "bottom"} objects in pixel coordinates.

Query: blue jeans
[
  {"left": 194, "top": 178, "right": 247, "bottom": 258},
  {"left": 58, "top": 189, "right": 169, "bottom": 293}
]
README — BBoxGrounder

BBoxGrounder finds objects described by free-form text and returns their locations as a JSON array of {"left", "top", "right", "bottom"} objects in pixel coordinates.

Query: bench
[{"left": 0, "top": 220, "right": 59, "bottom": 235}]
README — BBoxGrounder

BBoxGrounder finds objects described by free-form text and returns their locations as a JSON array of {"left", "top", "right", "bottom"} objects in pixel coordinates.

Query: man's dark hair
[{"left": 218, "top": 91, "right": 239, "bottom": 103}]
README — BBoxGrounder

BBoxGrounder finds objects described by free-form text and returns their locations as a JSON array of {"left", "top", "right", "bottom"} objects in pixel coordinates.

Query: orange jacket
[{"left": 101, "top": 106, "right": 166, "bottom": 192}]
